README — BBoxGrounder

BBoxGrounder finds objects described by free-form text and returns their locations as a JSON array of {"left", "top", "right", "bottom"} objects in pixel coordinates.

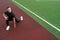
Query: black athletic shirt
[{"left": 4, "top": 11, "right": 15, "bottom": 20}]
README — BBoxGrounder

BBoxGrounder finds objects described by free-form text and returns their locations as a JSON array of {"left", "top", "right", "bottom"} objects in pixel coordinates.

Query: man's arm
[
  {"left": 13, "top": 18, "right": 16, "bottom": 28},
  {"left": 3, "top": 13, "right": 8, "bottom": 20}
]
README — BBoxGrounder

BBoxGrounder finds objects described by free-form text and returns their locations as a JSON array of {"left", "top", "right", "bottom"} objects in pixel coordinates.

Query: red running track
[{"left": 0, "top": 0, "right": 58, "bottom": 40}]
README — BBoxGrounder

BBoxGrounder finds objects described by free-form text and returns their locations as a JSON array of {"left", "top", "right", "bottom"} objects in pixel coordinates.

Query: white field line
[{"left": 12, "top": 0, "right": 60, "bottom": 32}]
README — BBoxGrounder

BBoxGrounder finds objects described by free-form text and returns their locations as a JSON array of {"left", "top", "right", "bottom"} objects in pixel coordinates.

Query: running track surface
[{"left": 0, "top": 0, "right": 58, "bottom": 40}]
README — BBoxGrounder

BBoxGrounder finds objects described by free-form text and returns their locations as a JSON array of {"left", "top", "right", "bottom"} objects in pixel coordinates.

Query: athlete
[{"left": 3, "top": 6, "right": 23, "bottom": 31}]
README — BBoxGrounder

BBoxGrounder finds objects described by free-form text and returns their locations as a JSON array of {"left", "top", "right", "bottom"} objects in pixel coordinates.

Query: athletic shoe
[
  {"left": 20, "top": 16, "right": 23, "bottom": 21},
  {"left": 6, "top": 26, "right": 10, "bottom": 31}
]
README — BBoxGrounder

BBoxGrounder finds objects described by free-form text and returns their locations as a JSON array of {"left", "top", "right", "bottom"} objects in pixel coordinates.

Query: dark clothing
[
  {"left": 4, "top": 11, "right": 20, "bottom": 26},
  {"left": 5, "top": 11, "right": 15, "bottom": 20}
]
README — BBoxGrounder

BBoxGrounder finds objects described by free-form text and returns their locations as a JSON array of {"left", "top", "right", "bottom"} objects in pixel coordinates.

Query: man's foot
[
  {"left": 20, "top": 16, "right": 23, "bottom": 21},
  {"left": 6, "top": 26, "right": 10, "bottom": 31}
]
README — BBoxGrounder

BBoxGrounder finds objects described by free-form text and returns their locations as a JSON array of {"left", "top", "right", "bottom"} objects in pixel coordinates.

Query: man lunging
[{"left": 3, "top": 6, "right": 23, "bottom": 31}]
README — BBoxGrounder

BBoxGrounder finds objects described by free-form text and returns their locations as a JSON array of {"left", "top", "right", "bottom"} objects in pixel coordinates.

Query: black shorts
[{"left": 7, "top": 17, "right": 20, "bottom": 23}]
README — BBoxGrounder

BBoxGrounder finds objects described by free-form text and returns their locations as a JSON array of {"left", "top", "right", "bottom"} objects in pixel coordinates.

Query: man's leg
[
  {"left": 6, "top": 20, "right": 10, "bottom": 31},
  {"left": 6, "top": 20, "right": 9, "bottom": 26},
  {"left": 15, "top": 17, "right": 20, "bottom": 23},
  {"left": 15, "top": 16, "right": 23, "bottom": 23}
]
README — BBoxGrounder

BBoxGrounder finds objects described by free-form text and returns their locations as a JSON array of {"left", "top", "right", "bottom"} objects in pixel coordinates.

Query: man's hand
[
  {"left": 3, "top": 13, "right": 8, "bottom": 20},
  {"left": 14, "top": 22, "right": 16, "bottom": 28},
  {"left": 5, "top": 17, "right": 8, "bottom": 20},
  {"left": 13, "top": 18, "right": 16, "bottom": 28}
]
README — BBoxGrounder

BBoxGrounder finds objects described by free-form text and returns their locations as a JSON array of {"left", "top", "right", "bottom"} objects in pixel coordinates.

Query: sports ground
[{"left": 0, "top": 0, "right": 60, "bottom": 40}]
